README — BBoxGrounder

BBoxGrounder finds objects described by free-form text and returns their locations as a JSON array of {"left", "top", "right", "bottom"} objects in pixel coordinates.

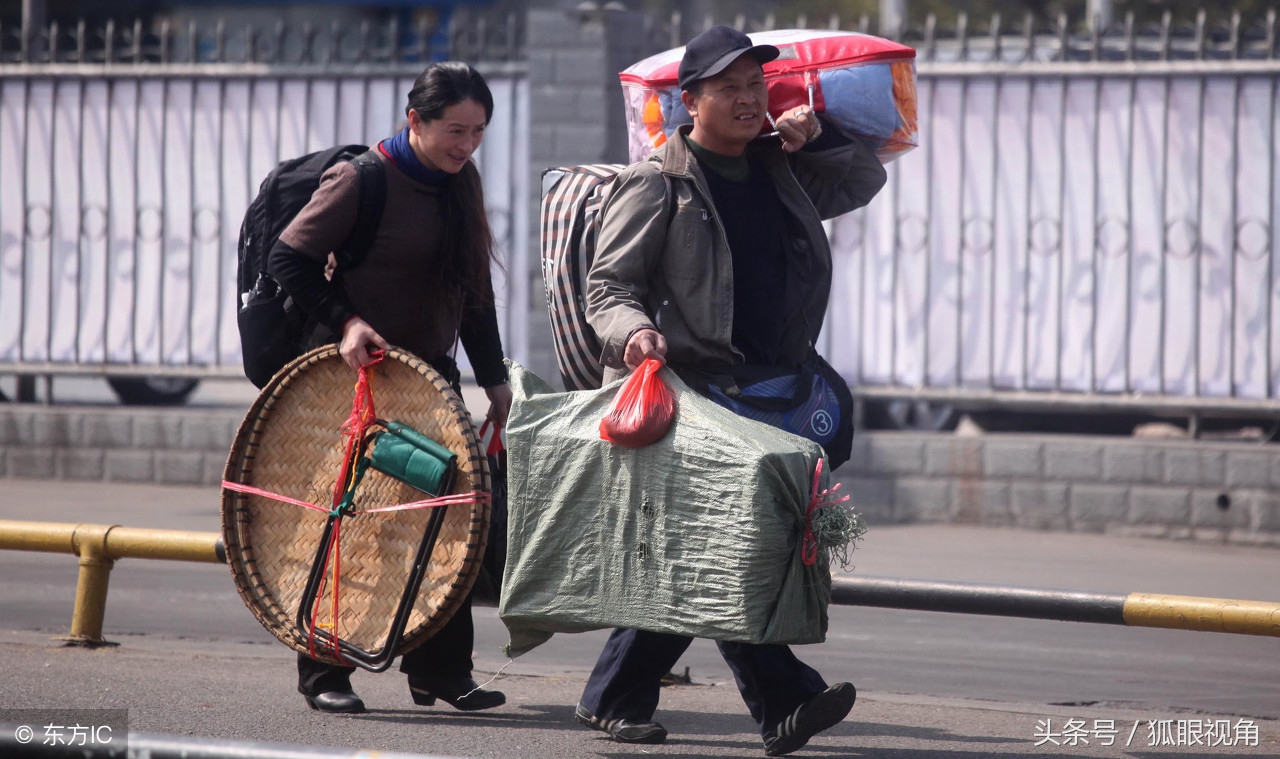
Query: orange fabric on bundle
[
  {"left": 886, "top": 60, "right": 919, "bottom": 151},
  {"left": 599, "top": 358, "right": 676, "bottom": 448},
  {"left": 642, "top": 92, "right": 668, "bottom": 149}
]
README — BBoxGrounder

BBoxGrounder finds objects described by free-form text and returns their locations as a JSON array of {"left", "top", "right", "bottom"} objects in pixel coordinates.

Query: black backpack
[{"left": 236, "top": 144, "right": 387, "bottom": 388}]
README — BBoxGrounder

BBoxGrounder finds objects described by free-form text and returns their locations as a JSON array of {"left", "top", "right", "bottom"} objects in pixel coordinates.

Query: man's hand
[
  {"left": 483, "top": 383, "right": 513, "bottom": 429},
  {"left": 339, "top": 316, "right": 391, "bottom": 370},
  {"left": 775, "top": 104, "right": 823, "bottom": 153},
  {"left": 624, "top": 328, "right": 667, "bottom": 370}
]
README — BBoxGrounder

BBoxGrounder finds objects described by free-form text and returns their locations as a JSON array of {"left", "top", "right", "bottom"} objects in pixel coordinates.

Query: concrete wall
[
  {"left": 3, "top": 400, "right": 1278, "bottom": 547},
  {"left": 836, "top": 433, "right": 1280, "bottom": 547},
  {"left": 0, "top": 406, "right": 235, "bottom": 487}
]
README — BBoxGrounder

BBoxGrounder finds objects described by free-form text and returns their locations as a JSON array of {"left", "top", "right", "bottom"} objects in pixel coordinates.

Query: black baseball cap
[{"left": 677, "top": 26, "right": 779, "bottom": 90}]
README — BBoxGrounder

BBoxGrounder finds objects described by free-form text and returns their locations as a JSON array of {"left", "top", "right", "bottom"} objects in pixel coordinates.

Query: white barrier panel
[
  {"left": 0, "top": 69, "right": 529, "bottom": 377},
  {"left": 4, "top": 60, "right": 1278, "bottom": 412},
  {"left": 829, "top": 69, "right": 1280, "bottom": 403}
]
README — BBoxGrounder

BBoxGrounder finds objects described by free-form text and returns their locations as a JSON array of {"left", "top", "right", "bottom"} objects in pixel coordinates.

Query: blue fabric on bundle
[
  {"left": 659, "top": 87, "right": 692, "bottom": 136},
  {"left": 816, "top": 63, "right": 900, "bottom": 144}
]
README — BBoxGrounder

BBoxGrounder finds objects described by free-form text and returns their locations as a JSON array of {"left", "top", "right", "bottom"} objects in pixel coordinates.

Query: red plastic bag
[{"left": 599, "top": 358, "right": 676, "bottom": 448}]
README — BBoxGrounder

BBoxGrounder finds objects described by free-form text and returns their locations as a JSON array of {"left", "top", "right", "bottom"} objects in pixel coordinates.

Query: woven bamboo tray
[{"left": 220, "top": 346, "right": 489, "bottom": 664}]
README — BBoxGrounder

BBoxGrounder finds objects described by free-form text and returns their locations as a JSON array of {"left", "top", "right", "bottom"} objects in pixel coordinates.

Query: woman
[{"left": 267, "top": 61, "right": 511, "bottom": 715}]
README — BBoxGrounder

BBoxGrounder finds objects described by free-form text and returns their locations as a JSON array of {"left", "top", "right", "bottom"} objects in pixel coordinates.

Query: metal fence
[
  {"left": 0, "top": 14, "right": 528, "bottom": 380},
  {"left": 7, "top": 8, "right": 1280, "bottom": 422},
  {"left": 635, "top": 8, "right": 1280, "bottom": 417},
  {"left": 0, "top": 12, "right": 524, "bottom": 65},
  {"left": 815, "top": 14, "right": 1280, "bottom": 418},
  {"left": 648, "top": 7, "right": 1280, "bottom": 63}
]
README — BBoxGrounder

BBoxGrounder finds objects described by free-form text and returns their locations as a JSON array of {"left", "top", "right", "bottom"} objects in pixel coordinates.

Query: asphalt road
[{"left": 2, "top": 478, "right": 1280, "bottom": 752}]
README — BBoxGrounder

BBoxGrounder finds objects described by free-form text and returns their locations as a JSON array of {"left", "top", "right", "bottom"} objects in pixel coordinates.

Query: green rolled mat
[{"left": 368, "top": 420, "right": 457, "bottom": 496}]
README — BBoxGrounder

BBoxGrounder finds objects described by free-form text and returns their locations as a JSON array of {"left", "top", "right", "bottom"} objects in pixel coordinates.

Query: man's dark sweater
[{"left": 686, "top": 136, "right": 792, "bottom": 366}]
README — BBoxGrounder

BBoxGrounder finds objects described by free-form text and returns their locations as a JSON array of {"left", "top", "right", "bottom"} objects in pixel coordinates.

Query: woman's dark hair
[{"left": 407, "top": 61, "right": 499, "bottom": 308}]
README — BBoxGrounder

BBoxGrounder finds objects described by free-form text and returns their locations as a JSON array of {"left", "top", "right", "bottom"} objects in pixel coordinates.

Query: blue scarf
[{"left": 379, "top": 126, "right": 449, "bottom": 187}]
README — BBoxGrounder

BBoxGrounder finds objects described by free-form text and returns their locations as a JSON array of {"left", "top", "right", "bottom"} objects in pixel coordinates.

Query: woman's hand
[
  {"left": 339, "top": 316, "right": 391, "bottom": 370},
  {"left": 483, "top": 383, "right": 513, "bottom": 429},
  {"left": 775, "top": 105, "right": 823, "bottom": 153},
  {"left": 624, "top": 329, "right": 667, "bottom": 371}
]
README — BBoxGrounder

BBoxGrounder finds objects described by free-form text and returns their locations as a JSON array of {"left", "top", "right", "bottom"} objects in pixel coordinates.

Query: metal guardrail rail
[
  {"left": 0, "top": 519, "right": 225, "bottom": 645},
  {"left": 832, "top": 576, "right": 1280, "bottom": 637},
  {"left": 2, "top": 519, "right": 1278, "bottom": 645}
]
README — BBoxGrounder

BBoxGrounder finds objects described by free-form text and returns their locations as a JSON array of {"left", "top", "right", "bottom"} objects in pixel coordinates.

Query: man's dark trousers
[
  {"left": 297, "top": 596, "right": 476, "bottom": 695},
  {"left": 580, "top": 627, "right": 828, "bottom": 734}
]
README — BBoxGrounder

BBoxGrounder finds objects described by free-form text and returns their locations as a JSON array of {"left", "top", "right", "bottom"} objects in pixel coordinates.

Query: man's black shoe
[
  {"left": 409, "top": 676, "right": 506, "bottom": 711},
  {"left": 304, "top": 689, "right": 366, "bottom": 714},
  {"left": 574, "top": 703, "right": 668, "bottom": 744},
  {"left": 762, "top": 682, "right": 856, "bottom": 757}
]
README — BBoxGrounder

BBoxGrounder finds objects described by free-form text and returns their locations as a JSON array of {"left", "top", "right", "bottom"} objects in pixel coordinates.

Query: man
[{"left": 576, "top": 26, "right": 887, "bottom": 757}]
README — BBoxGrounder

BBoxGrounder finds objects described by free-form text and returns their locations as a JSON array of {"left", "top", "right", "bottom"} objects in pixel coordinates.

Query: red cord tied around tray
[
  {"left": 220, "top": 350, "right": 489, "bottom": 662},
  {"left": 801, "top": 457, "right": 851, "bottom": 566},
  {"left": 304, "top": 351, "right": 385, "bottom": 660},
  {"left": 330, "top": 351, "right": 385, "bottom": 514}
]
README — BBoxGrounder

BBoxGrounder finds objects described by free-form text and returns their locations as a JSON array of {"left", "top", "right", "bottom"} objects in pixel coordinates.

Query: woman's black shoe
[
  {"left": 304, "top": 689, "right": 366, "bottom": 714},
  {"left": 409, "top": 677, "right": 506, "bottom": 711}
]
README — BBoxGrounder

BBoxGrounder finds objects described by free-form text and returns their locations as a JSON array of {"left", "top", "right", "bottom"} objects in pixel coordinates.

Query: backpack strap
[{"left": 336, "top": 149, "right": 387, "bottom": 270}]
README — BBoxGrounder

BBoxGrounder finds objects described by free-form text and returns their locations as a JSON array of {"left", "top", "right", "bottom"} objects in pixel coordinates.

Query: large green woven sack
[{"left": 499, "top": 361, "right": 832, "bottom": 657}]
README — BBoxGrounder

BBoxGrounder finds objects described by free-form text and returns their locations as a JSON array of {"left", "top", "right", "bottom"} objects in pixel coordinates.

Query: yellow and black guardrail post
[
  {"left": 830, "top": 576, "right": 1280, "bottom": 637},
  {"left": 0, "top": 520, "right": 226, "bottom": 646}
]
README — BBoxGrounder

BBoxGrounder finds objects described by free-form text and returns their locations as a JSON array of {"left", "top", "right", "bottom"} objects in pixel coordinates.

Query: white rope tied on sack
[{"left": 763, "top": 81, "right": 819, "bottom": 141}]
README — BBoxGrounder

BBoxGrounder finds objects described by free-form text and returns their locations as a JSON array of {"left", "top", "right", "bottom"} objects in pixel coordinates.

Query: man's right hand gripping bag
[{"left": 498, "top": 361, "right": 837, "bottom": 658}]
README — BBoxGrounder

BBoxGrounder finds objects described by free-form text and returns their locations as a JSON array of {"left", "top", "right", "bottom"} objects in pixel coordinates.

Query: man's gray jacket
[{"left": 585, "top": 123, "right": 888, "bottom": 384}]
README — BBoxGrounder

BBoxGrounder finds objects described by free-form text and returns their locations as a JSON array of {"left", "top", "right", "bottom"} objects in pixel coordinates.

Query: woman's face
[{"left": 408, "top": 98, "right": 488, "bottom": 173}]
